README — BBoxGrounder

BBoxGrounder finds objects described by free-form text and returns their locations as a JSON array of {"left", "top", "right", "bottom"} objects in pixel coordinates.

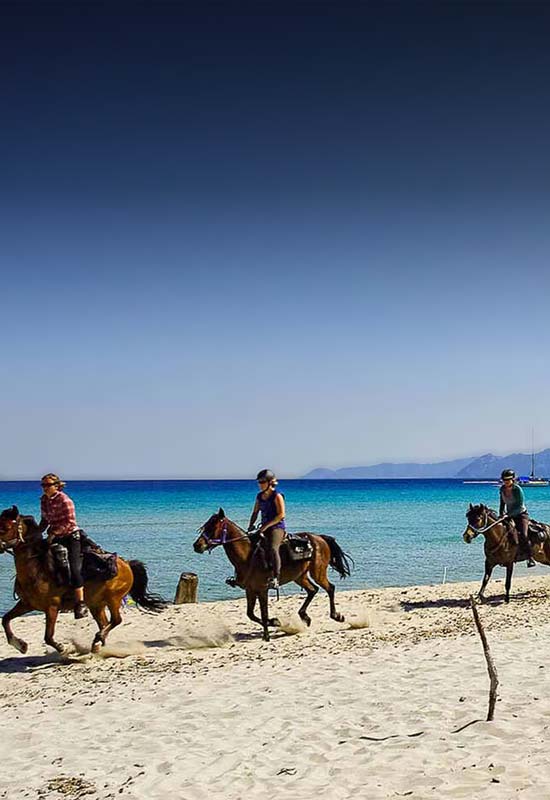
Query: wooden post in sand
[
  {"left": 174, "top": 572, "right": 198, "bottom": 604},
  {"left": 470, "top": 595, "right": 499, "bottom": 721}
]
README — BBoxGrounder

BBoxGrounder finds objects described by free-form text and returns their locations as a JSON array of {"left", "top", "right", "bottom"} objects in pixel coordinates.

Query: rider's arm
[
  {"left": 499, "top": 488, "right": 505, "bottom": 517},
  {"left": 248, "top": 499, "right": 260, "bottom": 532},
  {"left": 258, "top": 493, "right": 285, "bottom": 534}
]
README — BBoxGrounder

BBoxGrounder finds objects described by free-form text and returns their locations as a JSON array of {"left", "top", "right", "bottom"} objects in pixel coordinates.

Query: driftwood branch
[{"left": 470, "top": 594, "right": 499, "bottom": 721}]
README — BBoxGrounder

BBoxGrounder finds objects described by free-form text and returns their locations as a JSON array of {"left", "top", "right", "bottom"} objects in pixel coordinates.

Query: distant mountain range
[{"left": 303, "top": 449, "right": 550, "bottom": 479}]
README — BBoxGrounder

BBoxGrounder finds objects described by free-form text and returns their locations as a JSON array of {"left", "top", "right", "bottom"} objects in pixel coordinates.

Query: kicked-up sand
[{"left": 2, "top": 574, "right": 550, "bottom": 799}]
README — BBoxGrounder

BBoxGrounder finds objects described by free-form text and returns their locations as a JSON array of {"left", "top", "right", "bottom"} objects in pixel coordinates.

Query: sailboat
[{"left": 517, "top": 436, "right": 549, "bottom": 486}]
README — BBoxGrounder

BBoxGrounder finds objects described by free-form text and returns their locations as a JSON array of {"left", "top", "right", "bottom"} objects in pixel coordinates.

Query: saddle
[
  {"left": 250, "top": 531, "right": 313, "bottom": 569},
  {"left": 49, "top": 530, "right": 118, "bottom": 586},
  {"left": 504, "top": 518, "right": 549, "bottom": 555}
]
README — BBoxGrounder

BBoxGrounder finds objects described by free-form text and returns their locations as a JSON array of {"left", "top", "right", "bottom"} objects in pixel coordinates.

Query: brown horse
[
  {"left": 0, "top": 506, "right": 166, "bottom": 655},
  {"left": 193, "top": 508, "right": 353, "bottom": 641},
  {"left": 463, "top": 503, "right": 550, "bottom": 602}
]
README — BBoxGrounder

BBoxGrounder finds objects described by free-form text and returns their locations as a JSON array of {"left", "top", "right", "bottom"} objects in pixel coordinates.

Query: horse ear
[
  {"left": 11, "top": 505, "right": 19, "bottom": 517},
  {"left": 469, "top": 503, "right": 473, "bottom": 510},
  {"left": 218, "top": 507, "right": 225, "bottom": 519}
]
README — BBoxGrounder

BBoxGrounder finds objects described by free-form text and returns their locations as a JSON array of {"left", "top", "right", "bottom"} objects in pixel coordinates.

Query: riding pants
[
  {"left": 52, "top": 531, "right": 84, "bottom": 588},
  {"left": 512, "top": 513, "right": 532, "bottom": 555},
  {"left": 266, "top": 526, "right": 285, "bottom": 580}
]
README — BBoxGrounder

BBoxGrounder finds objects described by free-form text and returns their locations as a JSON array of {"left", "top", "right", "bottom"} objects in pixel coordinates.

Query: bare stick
[{"left": 470, "top": 594, "right": 499, "bottom": 721}]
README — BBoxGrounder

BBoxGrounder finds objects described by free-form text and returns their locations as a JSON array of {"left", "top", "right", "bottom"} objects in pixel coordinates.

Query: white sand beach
[{"left": 2, "top": 575, "right": 550, "bottom": 800}]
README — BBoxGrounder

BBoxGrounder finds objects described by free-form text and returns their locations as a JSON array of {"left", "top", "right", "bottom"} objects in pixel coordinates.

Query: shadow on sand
[
  {"left": 401, "top": 590, "right": 536, "bottom": 612},
  {"left": 0, "top": 652, "right": 62, "bottom": 674}
]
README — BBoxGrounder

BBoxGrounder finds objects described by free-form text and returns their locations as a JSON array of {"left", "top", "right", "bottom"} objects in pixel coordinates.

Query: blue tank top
[{"left": 257, "top": 490, "right": 286, "bottom": 530}]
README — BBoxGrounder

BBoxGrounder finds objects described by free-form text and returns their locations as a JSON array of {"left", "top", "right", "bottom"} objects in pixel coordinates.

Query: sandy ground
[{"left": 2, "top": 573, "right": 550, "bottom": 800}]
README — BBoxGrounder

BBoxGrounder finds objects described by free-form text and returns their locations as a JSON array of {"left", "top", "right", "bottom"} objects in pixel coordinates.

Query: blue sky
[{"left": 2, "top": 2, "right": 550, "bottom": 478}]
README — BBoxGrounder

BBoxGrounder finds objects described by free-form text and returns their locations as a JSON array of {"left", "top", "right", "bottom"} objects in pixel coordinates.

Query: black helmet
[
  {"left": 501, "top": 469, "right": 516, "bottom": 481},
  {"left": 256, "top": 469, "right": 276, "bottom": 483}
]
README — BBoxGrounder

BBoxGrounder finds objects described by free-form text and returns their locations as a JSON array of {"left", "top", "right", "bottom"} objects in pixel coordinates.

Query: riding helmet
[
  {"left": 256, "top": 469, "right": 276, "bottom": 483},
  {"left": 500, "top": 469, "right": 516, "bottom": 481}
]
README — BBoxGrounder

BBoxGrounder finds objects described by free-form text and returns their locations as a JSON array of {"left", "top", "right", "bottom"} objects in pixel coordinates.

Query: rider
[
  {"left": 37, "top": 473, "right": 89, "bottom": 618},
  {"left": 248, "top": 469, "right": 286, "bottom": 590},
  {"left": 499, "top": 468, "right": 535, "bottom": 568}
]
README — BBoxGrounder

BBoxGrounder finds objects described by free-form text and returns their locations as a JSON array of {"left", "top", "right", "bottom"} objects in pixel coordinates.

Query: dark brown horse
[
  {"left": 0, "top": 506, "right": 166, "bottom": 655},
  {"left": 463, "top": 503, "right": 550, "bottom": 602},
  {"left": 193, "top": 508, "right": 353, "bottom": 641}
]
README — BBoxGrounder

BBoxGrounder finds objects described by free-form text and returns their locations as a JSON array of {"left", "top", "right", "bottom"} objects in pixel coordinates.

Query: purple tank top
[{"left": 257, "top": 490, "right": 286, "bottom": 530}]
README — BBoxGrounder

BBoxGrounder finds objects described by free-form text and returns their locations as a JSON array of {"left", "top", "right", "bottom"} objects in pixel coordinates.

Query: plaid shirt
[{"left": 40, "top": 491, "right": 78, "bottom": 537}]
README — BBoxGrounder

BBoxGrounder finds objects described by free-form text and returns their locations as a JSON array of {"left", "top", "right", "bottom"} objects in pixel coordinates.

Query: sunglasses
[{"left": 41, "top": 482, "right": 57, "bottom": 487}]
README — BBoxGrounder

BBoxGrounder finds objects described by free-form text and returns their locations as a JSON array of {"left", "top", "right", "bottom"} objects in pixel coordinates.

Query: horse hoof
[
  {"left": 91, "top": 642, "right": 102, "bottom": 654},
  {"left": 268, "top": 617, "right": 280, "bottom": 627},
  {"left": 9, "top": 636, "right": 27, "bottom": 654},
  {"left": 262, "top": 632, "right": 271, "bottom": 642},
  {"left": 300, "top": 614, "right": 311, "bottom": 627},
  {"left": 333, "top": 613, "right": 345, "bottom": 623}
]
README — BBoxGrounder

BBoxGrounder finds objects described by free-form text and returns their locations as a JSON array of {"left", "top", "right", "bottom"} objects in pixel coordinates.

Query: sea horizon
[{"left": 2, "top": 478, "right": 550, "bottom": 615}]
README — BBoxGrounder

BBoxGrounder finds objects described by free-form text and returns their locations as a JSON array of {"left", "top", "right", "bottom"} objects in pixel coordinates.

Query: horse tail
[
  {"left": 128, "top": 560, "right": 167, "bottom": 612},
  {"left": 318, "top": 535, "right": 354, "bottom": 578}
]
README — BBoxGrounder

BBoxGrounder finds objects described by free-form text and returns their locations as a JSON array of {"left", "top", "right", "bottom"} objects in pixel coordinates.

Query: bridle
[
  {"left": 0, "top": 517, "right": 26, "bottom": 553},
  {"left": 465, "top": 507, "right": 510, "bottom": 555},
  {"left": 198, "top": 518, "right": 250, "bottom": 551}
]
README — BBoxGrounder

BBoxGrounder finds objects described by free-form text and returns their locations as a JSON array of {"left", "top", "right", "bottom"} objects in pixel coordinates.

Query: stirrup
[
  {"left": 267, "top": 577, "right": 279, "bottom": 590},
  {"left": 527, "top": 558, "right": 536, "bottom": 568},
  {"left": 225, "top": 576, "right": 238, "bottom": 588}
]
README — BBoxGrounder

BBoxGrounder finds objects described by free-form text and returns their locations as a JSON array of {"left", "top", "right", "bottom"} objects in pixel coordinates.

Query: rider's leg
[
  {"left": 516, "top": 514, "right": 535, "bottom": 567},
  {"left": 268, "top": 527, "right": 285, "bottom": 588},
  {"left": 66, "top": 533, "right": 89, "bottom": 617}
]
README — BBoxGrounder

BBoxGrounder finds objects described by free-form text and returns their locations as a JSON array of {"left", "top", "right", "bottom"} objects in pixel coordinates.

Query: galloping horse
[
  {"left": 463, "top": 503, "right": 550, "bottom": 602},
  {"left": 193, "top": 508, "right": 353, "bottom": 641},
  {"left": 0, "top": 506, "right": 166, "bottom": 655}
]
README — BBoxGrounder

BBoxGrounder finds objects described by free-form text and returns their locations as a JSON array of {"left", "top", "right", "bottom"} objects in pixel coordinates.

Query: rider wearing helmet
[
  {"left": 499, "top": 469, "right": 535, "bottom": 567},
  {"left": 248, "top": 469, "right": 286, "bottom": 590}
]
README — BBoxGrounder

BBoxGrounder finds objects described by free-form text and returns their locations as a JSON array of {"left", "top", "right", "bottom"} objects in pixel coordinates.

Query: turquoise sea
[{"left": 2, "top": 479, "right": 550, "bottom": 614}]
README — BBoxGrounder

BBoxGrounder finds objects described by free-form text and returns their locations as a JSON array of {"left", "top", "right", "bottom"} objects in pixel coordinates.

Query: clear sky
[{"left": 2, "top": 1, "right": 550, "bottom": 479}]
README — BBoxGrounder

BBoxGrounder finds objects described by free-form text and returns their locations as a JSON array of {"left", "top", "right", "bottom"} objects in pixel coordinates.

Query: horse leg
[
  {"left": 294, "top": 573, "right": 318, "bottom": 627},
  {"left": 505, "top": 563, "right": 514, "bottom": 603},
  {"left": 246, "top": 589, "right": 264, "bottom": 627},
  {"left": 44, "top": 605, "right": 66, "bottom": 654},
  {"left": 258, "top": 590, "right": 271, "bottom": 642},
  {"left": 477, "top": 559, "right": 494, "bottom": 602},
  {"left": 90, "top": 605, "right": 109, "bottom": 653},
  {"left": 2, "top": 600, "right": 31, "bottom": 654},
  {"left": 310, "top": 559, "right": 345, "bottom": 622}
]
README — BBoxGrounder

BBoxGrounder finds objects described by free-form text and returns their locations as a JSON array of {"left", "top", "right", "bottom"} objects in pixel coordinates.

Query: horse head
[
  {"left": 193, "top": 508, "right": 227, "bottom": 553},
  {"left": 0, "top": 506, "right": 24, "bottom": 551},
  {"left": 463, "top": 503, "right": 492, "bottom": 543},
  {"left": 0, "top": 507, "right": 42, "bottom": 552}
]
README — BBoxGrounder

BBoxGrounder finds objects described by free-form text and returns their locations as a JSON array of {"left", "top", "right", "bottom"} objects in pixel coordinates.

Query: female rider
[
  {"left": 499, "top": 468, "right": 535, "bottom": 568},
  {"left": 38, "top": 473, "right": 89, "bottom": 618},
  {"left": 248, "top": 469, "right": 286, "bottom": 589}
]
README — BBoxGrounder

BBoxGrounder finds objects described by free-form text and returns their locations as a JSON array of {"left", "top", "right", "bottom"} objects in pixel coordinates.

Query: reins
[
  {"left": 467, "top": 509, "right": 510, "bottom": 557},
  {"left": 199, "top": 520, "right": 251, "bottom": 551}
]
